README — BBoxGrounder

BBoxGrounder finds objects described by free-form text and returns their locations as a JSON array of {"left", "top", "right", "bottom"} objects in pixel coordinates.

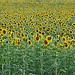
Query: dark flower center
[
  {"left": 36, "top": 37, "right": 39, "bottom": 40},
  {"left": 29, "top": 41, "right": 31, "bottom": 44},
  {"left": 48, "top": 37, "right": 51, "bottom": 40},
  {"left": 44, "top": 40, "right": 48, "bottom": 44},
  {"left": 3, "top": 30, "right": 6, "bottom": 34}
]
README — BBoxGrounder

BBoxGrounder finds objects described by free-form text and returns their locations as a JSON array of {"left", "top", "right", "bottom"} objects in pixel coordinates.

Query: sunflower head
[
  {"left": 61, "top": 32, "right": 65, "bottom": 36},
  {"left": 46, "top": 35, "right": 52, "bottom": 43},
  {"left": 21, "top": 33, "right": 24, "bottom": 37},
  {"left": 35, "top": 35, "right": 40, "bottom": 42},
  {"left": 69, "top": 30, "right": 73, "bottom": 34},
  {"left": 43, "top": 27, "right": 46, "bottom": 30},
  {"left": 61, "top": 36, "right": 66, "bottom": 42},
  {"left": 30, "top": 32, "right": 34, "bottom": 36},
  {"left": 56, "top": 35, "right": 60, "bottom": 39},
  {"left": 2, "top": 29, "right": 7, "bottom": 36},
  {"left": 28, "top": 40, "right": 32, "bottom": 46},
  {"left": 43, "top": 40, "right": 48, "bottom": 46},
  {"left": 64, "top": 42, "right": 69, "bottom": 48}
]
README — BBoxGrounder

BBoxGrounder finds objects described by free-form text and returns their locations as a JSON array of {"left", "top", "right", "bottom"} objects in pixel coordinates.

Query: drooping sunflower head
[
  {"left": 64, "top": 42, "right": 69, "bottom": 48},
  {"left": 27, "top": 40, "right": 32, "bottom": 46},
  {"left": 43, "top": 40, "right": 48, "bottom": 46}
]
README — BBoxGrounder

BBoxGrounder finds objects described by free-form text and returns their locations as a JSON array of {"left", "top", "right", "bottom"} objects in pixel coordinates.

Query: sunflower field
[{"left": 0, "top": 0, "right": 75, "bottom": 75}]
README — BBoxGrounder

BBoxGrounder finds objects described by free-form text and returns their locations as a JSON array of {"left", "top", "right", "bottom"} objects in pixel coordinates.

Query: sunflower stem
[
  {"left": 64, "top": 49, "right": 67, "bottom": 74},
  {"left": 22, "top": 48, "right": 25, "bottom": 75},
  {"left": 2, "top": 64, "right": 4, "bottom": 75},
  {"left": 8, "top": 41, "right": 11, "bottom": 75},
  {"left": 40, "top": 47, "right": 43, "bottom": 75},
  {"left": 55, "top": 51, "right": 57, "bottom": 75}
]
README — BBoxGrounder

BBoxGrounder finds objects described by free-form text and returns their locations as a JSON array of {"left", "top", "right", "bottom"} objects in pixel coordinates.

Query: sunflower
[
  {"left": 61, "top": 36, "right": 66, "bottom": 42},
  {"left": 68, "top": 40, "right": 71, "bottom": 45},
  {"left": 64, "top": 42, "right": 69, "bottom": 48},
  {"left": 43, "top": 40, "right": 48, "bottom": 46},
  {"left": 70, "top": 36, "right": 74, "bottom": 39},
  {"left": 21, "top": 33, "right": 24, "bottom": 37},
  {"left": 1, "top": 23, "right": 4, "bottom": 26},
  {"left": 61, "top": 32, "right": 65, "bottom": 36},
  {"left": 63, "top": 24, "right": 67, "bottom": 28},
  {"left": 30, "top": 32, "right": 34, "bottom": 36},
  {"left": 2, "top": 29, "right": 7, "bottom": 36},
  {"left": 27, "top": 40, "right": 32, "bottom": 46},
  {"left": 35, "top": 35, "right": 40, "bottom": 42},
  {"left": 46, "top": 35, "right": 52, "bottom": 43},
  {"left": 36, "top": 30, "right": 38, "bottom": 33},
  {"left": 69, "top": 30, "right": 73, "bottom": 34},
  {"left": 56, "top": 35, "right": 60, "bottom": 39},
  {"left": 42, "top": 32, "right": 45, "bottom": 36},
  {"left": 42, "top": 27, "right": 46, "bottom": 30},
  {"left": 62, "top": 28, "right": 65, "bottom": 31}
]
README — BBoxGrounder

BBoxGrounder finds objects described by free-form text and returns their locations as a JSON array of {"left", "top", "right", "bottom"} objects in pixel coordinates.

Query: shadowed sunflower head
[
  {"left": 28, "top": 40, "right": 32, "bottom": 46},
  {"left": 43, "top": 40, "right": 48, "bottom": 46},
  {"left": 64, "top": 42, "right": 69, "bottom": 48}
]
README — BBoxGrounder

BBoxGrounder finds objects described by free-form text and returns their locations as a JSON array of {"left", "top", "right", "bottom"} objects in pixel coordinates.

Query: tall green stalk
[
  {"left": 2, "top": 64, "right": 4, "bottom": 75},
  {"left": 55, "top": 52, "right": 57, "bottom": 75},
  {"left": 40, "top": 48, "right": 43, "bottom": 75},
  {"left": 8, "top": 41, "right": 11, "bottom": 75},
  {"left": 22, "top": 48, "right": 25, "bottom": 75}
]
